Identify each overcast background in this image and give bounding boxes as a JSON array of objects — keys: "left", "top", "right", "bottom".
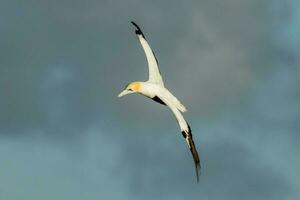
[{"left": 0, "top": 0, "right": 299, "bottom": 199}]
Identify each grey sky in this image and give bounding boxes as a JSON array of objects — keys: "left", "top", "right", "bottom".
[{"left": 0, "top": 0, "right": 299, "bottom": 199}]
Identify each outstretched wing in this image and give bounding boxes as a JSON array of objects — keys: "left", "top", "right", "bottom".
[
  {"left": 182, "top": 124, "right": 201, "bottom": 182},
  {"left": 159, "top": 94, "right": 201, "bottom": 182},
  {"left": 131, "top": 21, "right": 164, "bottom": 86}
]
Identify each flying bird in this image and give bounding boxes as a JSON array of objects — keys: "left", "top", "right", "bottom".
[{"left": 118, "top": 21, "right": 201, "bottom": 182}]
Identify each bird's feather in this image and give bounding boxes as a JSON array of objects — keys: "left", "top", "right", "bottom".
[
  {"left": 131, "top": 22, "right": 165, "bottom": 86},
  {"left": 158, "top": 93, "right": 201, "bottom": 182}
]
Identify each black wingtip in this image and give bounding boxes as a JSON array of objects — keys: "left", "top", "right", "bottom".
[
  {"left": 184, "top": 123, "right": 201, "bottom": 183},
  {"left": 195, "top": 161, "right": 201, "bottom": 183},
  {"left": 193, "top": 147, "right": 201, "bottom": 183},
  {"left": 130, "top": 21, "right": 145, "bottom": 38},
  {"left": 130, "top": 21, "right": 137, "bottom": 27}
]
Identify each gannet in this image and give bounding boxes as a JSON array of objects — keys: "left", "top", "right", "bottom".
[{"left": 118, "top": 22, "right": 201, "bottom": 182}]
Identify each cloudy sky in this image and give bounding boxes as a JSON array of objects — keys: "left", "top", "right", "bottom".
[{"left": 0, "top": 0, "right": 299, "bottom": 199}]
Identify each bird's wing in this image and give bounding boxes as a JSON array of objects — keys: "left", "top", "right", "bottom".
[
  {"left": 159, "top": 94, "right": 201, "bottom": 182},
  {"left": 131, "top": 22, "right": 164, "bottom": 86}
]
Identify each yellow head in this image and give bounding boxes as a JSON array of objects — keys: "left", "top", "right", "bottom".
[{"left": 118, "top": 82, "right": 141, "bottom": 97}]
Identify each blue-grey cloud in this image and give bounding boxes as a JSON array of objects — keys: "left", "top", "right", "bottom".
[{"left": 0, "top": 0, "right": 299, "bottom": 199}]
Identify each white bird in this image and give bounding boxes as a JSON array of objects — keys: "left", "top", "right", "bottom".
[{"left": 118, "top": 22, "right": 201, "bottom": 182}]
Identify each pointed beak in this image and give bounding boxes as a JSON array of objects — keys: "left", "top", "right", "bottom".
[{"left": 118, "top": 89, "right": 130, "bottom": 98}]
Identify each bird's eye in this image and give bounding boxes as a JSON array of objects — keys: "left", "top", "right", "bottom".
[{"left": 127, "top": 88, "right": 132, "bottom": 91}]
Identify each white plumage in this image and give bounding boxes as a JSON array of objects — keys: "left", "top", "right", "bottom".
[{"left": 118, "top": 22, "right": 201, "bottom": 182}]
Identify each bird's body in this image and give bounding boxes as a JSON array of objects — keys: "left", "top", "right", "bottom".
[
  {"left": 118, "top": 22, "right": 201, "bottom": 182},
  {"left": 130, "top": 82, "right": 187, "bottom": 112}
]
